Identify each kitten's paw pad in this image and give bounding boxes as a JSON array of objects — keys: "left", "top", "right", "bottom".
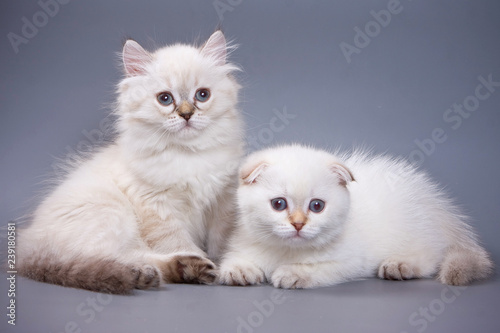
[
  {"left": 378, "top": 260, "right": 416, "bottom": 281},
  {"left": 165, "top": 255, "right": 217, "bottom": 285},
  {"left": 219, "top": 262, "right": 265, "bottom": 286},
  {"left": 271, "top": 266, "right": 312, "bottom": 289},
  {"left": 132, "top": 264, "right": 161, "bottom": 289}
]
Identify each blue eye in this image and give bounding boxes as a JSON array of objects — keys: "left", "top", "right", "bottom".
[
  {"left": 270, "top": 198, "right": 287, "bottom": 211},
  {"left": 195, "top": 88, "right": 210, "bottom": 102},
  {"left": 309, "top": 199, "right": 325, "bottom": 213},
  {"left": 157, "top": 92, "right": 174, "bottom": 106}
]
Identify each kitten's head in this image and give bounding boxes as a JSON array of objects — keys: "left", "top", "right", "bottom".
[
  {"left": 116, "top": 31, "right": 242, "bottom": 152},
  {"left": 238, "top": 145, "right": 354, "bottom": 249}
]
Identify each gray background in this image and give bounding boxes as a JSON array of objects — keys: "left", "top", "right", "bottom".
[{"left": 1, "top": 0, "right": 499, "bottom": 332}]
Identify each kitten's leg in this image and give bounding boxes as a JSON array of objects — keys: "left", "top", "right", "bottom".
[
  {"left": 378, "top": 258, "right": 421, "bottom": 281},
  {"left": 146, "top": 253, "right": 218, "bottom": 284},
  {"left": 376, "top": 245, "right": 492, "bottom": 284},
  {"left": 205, "top": 186, "right": 238, "bottom": 261},
  {"left": 138, "top": 208, "right": 206, "bottom": 255},
  {"left": 218, "top": 257, "right": 266, "bottom": 286},
  {"left": 19, "top": 254, "right": 162, "bottom": 294},
  {"left": 139, "top": 211, "right": 218, "bottom": 284},
  {"left": 271, "top": 261, "right": 354, "bottom": 289},
  {"left": 217, "top": 227, "right": 266, "bottom": 286},
  {"left": 17, "top": 194, "right": 164, "bottom": 294},
  {"left": 377, "top": 253, "right": 445, "bottom": 282}
]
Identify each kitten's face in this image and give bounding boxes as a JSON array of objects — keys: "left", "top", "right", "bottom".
[
  {"left": 238, "top": 146, "right": 354, "bottom": 249},
  {"left": 117, "top": 31, "right": 240, "bottom": 150}
]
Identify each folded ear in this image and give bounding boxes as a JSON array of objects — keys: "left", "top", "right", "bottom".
[
  {"left": 331, "top": 163, "right": 355, "bottom": 187},
  {"left": 122, "top": 39, "right": 152, "bottom": 76},
  {"left": 240, "top": 161, "right": 269, "bottom": 185},
  {"left": 200, "top": 30, "right": 227, "bottom": 66}
]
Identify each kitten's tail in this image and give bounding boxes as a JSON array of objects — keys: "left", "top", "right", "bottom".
[
  {"left": 438, "top": 222, "right": 494, "bottom": 285},
  {"left": 17, "top": 254, "right": 161, "bottom": 294}
]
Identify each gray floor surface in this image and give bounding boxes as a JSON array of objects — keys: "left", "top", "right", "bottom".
[
  {"left": 1, "top": 274, "right": 499, "bottom": 333},
  {"left": 1, "top": 1, "right": 499, "bottom": 332}
]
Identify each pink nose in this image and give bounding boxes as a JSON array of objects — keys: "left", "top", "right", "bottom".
[
  {"left": 292, "top": 222, "right": 304, "bottom": 231},
  {"left": 177, "top": 102, "right": 195, "bottom": 121}
]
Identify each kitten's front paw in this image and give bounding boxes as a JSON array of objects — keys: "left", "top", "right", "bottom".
[
  {"left": 271, "top": 265, "right": 313, "bottom": 289},
  {"left": 163, "top": 255, "right": 217, "bottom": 285},
  {"left": 378, "top": 259, "right": 418, "bottom": 281},
  {"left": 219, "top": 261, "right": 265, "bottom": 286}
]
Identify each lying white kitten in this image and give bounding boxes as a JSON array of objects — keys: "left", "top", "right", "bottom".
[
  {"left": 17, "top": 31, "right": 244, "bottom": 293},
  {"left": 219, "top": 145, "right": 493, "bottom": 288}
]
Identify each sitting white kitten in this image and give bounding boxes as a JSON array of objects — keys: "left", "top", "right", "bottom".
[
  {"left": 219, "top": 145, "right": 493, "bottom": 288},
  {"left": 17, "top": 31, "right": 244, "bottom": 294}
]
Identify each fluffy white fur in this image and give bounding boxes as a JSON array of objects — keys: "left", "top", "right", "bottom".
[
  {"left": 17, "top": 31, "right": 244, "bottom": 293},
  {"left": 219, "top": 145, "right": 493, "bottom": 288}
]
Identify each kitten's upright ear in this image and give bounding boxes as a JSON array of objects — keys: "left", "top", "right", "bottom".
[
  {"left": 330, "top": 163, "right": 355, "bottom": 187},
  {"left": 200, "top": 30, "right": 227, "bottom": 66},
  {"left": 122, "top": 39, "right": 152, "bottom": 76},
  {"left": 240, "top": 161, "right": 269, "bottom": 185}
]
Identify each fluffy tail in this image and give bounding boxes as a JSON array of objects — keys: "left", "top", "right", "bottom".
[
  {"left": 438, "top": 243, "right": 494, "bottom": 286},
  {"left": 18, "top": 255, "right": 161, "bottom": 294}
]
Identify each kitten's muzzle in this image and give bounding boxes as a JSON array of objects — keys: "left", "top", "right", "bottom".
[
  {"left": 176, "top": 101, "right": 195, "bottom": 121},
  {"left": 289, "top": 210, "right": 307, "bottom": 231}
]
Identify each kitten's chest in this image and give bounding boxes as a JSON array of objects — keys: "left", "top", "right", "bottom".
[{"left": 124, "top": 148, "right": 238, "bottom": 219}]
